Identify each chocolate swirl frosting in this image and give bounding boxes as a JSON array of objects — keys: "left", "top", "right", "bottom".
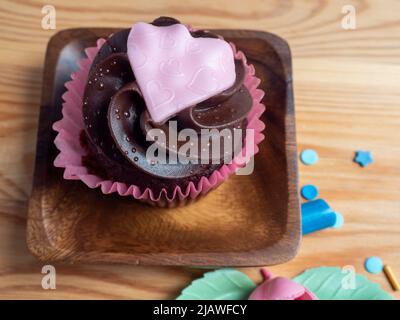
[{"left": 81, "top": 17, "right": 252, "bottom": 195}]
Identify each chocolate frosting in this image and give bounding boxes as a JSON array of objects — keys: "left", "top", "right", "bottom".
[{"left": 81, "top": 17, "right": 252, "bottom": 194}]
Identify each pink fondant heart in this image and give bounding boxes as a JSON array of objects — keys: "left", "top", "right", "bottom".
[
  {"left": 188, "top": 67, "right": 219, "bottom": 94},
  {"left": 146, "top": 80, "right": 174, "bottom": 109},
  {"left": 127, "top": 22, "right": 236, "bottom": 124},
  {"left": 160, "top": 58, "right": 183, "bottom": 77},
  {"left": 129, "top": 43, "right": 147, "bottom": 68},
  {"left": 160, "top": 32, "right": 177, "bottom": 49},
  {"left": 186, "top": 40, "right": 202, "bottom": 54}
]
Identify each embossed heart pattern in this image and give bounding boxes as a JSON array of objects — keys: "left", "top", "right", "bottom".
[{"left": 127, "top": 22, "right": 236, "bottom": 124}]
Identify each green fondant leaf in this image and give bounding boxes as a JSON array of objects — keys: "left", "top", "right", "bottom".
[
  {"left": 176, "top": 268, "right": 256, "bottom": 300},
  {"left": 293, "top": 267, "right": 394, "bottom": 300}
]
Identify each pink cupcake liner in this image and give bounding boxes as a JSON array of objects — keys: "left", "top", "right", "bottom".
[{"left": 53, "top": 36, "right": 266, "bottom": 207}]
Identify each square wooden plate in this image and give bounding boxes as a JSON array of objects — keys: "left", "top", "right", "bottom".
[{"left": 27, "top": 28, "right": 300, "bottom": 266}]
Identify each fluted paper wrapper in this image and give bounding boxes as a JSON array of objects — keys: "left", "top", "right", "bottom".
[{"left": 53, "top": 37, "right": 266, "bottom": 207}]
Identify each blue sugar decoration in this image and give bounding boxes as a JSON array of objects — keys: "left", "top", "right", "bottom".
[
  {"left": 301, "top": 184, "right": 319, "bottom": 200},
  {"left": 354, "top": 150, "right": 373, "bottom": 167},
  {"left": 364, "top": 257, "right": 384, "bottom": 274},
  {"left": 300, "top": 149, "right": 319, "bottom": 165},
  {"left": 301, "top": 199, "right": 337, "bottom": 235}
]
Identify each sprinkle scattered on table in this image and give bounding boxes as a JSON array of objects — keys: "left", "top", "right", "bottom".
[
  {"left": 301, "top": 199, "right": 342, "bottom": 235},
  {"left": 364, "top": 256, "right": 384, "bottom": 274},
  {"left": 301, "top": 184, "right": 319, "bottom": 200},
  {"left": 354, "top": 150, "right": 373, "bottom": 167},
  {"left": 383, "top": 265, "right": 400, "bottom": 291},
  {"left": 300, "top": 149, "right": 319, "bottom": 165}
]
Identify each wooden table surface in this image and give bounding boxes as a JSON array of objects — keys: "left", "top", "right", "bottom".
[{"left": 0, "top": 0, "right": 399, "bottom": 299}]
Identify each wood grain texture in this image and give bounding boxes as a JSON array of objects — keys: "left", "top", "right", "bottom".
[
  {"left": 27, "top": 28, "right": 300, "bottom": 266},
  {"left": 0, "top": 0, "right": 399, "bottom": 299}
]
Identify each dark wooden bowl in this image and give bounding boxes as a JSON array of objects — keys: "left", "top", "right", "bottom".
[{"left": 27, "top": 28, "right": 300, "bottom": 266}]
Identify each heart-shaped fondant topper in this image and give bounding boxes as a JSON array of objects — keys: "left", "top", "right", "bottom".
[{"left": 127, "top": 22, "right": 236, "bottom": 124}]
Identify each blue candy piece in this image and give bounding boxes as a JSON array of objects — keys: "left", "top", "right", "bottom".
[
  {"left": 333, "top": 212, "right": 344, "bottom": 229},
  {"left": 301, "top": 184, "right": 319, "bottom": 200},
  {"left": 300, "top": 149, "right": 319, "bottom": 165},
  {"left": 301, "top": 199, "right": 337, "bottom": 235},
  {"left": 354, "top": 150, "right": 373, "bottom": 167},
  {"left": 364, "top": 257, "right": 383, "bottom": 274}
]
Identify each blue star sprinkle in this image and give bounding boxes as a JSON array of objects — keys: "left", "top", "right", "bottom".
[{"left": 354, "top": 150, "right": 373, "bottom": 167}]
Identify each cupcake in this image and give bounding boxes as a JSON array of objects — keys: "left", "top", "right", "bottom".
[{"left": 53, "top": 16, "right": 265, "bottom": 207}]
